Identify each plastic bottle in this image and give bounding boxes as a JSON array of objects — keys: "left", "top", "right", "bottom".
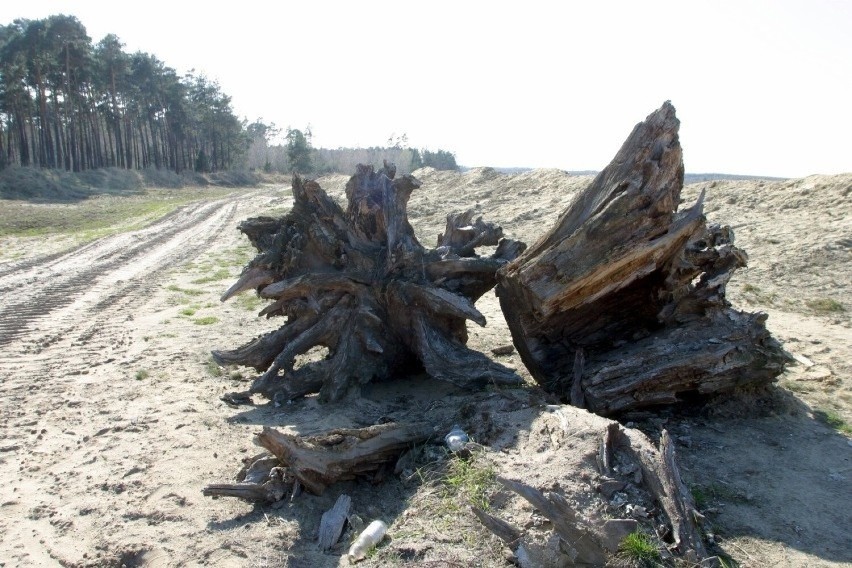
[
  {"left": 347, "top": 519, "right": 387, "bottom": 562},
  {"left": 444, "top": 425, "right": 469, "bottom": 452}
]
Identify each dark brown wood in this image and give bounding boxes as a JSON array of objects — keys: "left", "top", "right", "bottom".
[
  {"left": 213, "top": 163, "right": 525, "bottom": 402},
  {"left": 496, "top": 102, "right": 787, "bottom": 414}
]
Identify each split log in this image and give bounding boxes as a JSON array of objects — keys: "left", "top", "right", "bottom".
[
  {"left": 213, "top": 163, "right": 525, "bottom": 402},
  {"left": 496, "top": 102, "right": 787, "bottom": 414}
]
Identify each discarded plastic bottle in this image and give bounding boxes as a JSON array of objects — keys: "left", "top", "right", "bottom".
[
  {"left": 347, "top": 519, "right": 387, "bottom": 562},
  {"left": 444, "top": 425, "right": 469, "bottom": 452}
]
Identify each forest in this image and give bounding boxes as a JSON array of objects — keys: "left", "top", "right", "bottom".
[{"left": 0, "top": 15, "right": 459, "bottom": 179}]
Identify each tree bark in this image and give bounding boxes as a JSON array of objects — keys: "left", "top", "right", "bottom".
[
  {"left": 214, "top": 163, "right": 525, "bottom": 402},
  {"left": 496, "top": 102, "right": 787, "bottom": 414}
]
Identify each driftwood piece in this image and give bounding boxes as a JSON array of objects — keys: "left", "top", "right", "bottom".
[
  {"left": 318, "top": 494, "right": 352, "bottom": 550},
  {"left": 496, "top": 102, "right": 787, "bottom": 413},
  {"left": 256, "top": 422, "right": 432, "bottom": 495},
  {"left": 214, "top": 163, "right": 525, "bottom": 402},
  {"left": 202, "top": 453, "right": 290, "bottom": 503}
]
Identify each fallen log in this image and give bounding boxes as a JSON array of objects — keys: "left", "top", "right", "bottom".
[
  {"left": 496, "top": 102, "right": 787, "bottom": 414},
  {"left": 204, "top": 422, "right": 433, "bottom": 500},
  {"left": 214, "top": 163, "right": 525, "bottom": 402}
]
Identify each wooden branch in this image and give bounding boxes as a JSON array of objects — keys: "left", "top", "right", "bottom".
[{"left": 202, "top": 453, "right": 290, "bottom": 503}]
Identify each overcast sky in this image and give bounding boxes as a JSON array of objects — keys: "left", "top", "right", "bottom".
[{"left": 2, "top": 1, "right": 850, "bottom": 177}]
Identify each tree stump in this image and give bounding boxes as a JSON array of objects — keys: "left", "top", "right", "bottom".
[
  {"left": 496, "top": 102, "right": 787, "bottom": 414},
  {"left": 213, "top": 163, "right": 525, "bottom": 402}
]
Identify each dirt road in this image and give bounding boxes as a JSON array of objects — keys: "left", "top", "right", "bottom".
[{"left": 0, "top": 189, "right": 280, "bottom": 566}]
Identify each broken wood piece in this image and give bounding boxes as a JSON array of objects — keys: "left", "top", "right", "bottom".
[
  {"left": 470, "top": 505, "right": 522, "bottom": 547},
  {"left": 491, "top": 345, "right": 515, "bottom": 356},
  {"left": 256, "top": 422, "right": 433, "bottom": 495},
  {"left": 318, "top": 494, "right": 352, "bottom": 550}
]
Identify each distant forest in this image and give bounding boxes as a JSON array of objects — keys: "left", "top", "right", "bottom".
[{"left": 0, "top": 15, "right": 459, "bottom": 178}]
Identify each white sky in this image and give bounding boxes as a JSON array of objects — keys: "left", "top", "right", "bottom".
[{"left": 2, "top": 1, "right": 851, "bottom": 177}]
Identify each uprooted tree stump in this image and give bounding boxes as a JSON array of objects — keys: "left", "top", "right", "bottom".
[
  {"left": 496, "top": 101, "right": 788, "bottom": 414},
  {"left": 213, "top": 163, "right": 526, "bottom": 402}
]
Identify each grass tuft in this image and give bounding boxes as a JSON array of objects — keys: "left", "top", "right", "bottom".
[
  {"left": 806, "top": 298, "right": 844, "bottom": 313},
  {"left": 443, "top": 454, "right": 496, "bottom": 510},
  {"left": 193, "top": 316, "right": 219, "bottom": 326},
  {"left": 134, "top": 369, "right": 149, "bottom": 380},
  {"left": 205, "top": 358, "right": 223, "bottom": 377},
  {"left": 814, "top": 408, "right": 852, "bottom": 435},
  {"left": 617, "top": 531, "right": 661, "bottom": 566}
]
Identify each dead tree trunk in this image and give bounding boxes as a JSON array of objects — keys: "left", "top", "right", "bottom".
[
  {"left": 496, "top": 102, "right": 787, "bottom": 414},
  {"left": 213, "top": 163, "right": 525, "bottom": 402}
]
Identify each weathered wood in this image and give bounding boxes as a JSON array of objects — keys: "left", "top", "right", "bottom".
[
  {"left": 202, "top": 453, "right": 290, "bottom": 503},
  {"left": 214, "top": 164, "right": 525, "bottom": 402},
  {"left": 256, "top": 422, "right": 433, "bottom": 495},
  {"left": 318, "top": 494, "right": 352, "bottom": 550},
  {"left": 496, "top": 102, "right": 787, "bottom": 413},
  {"left": 611, "top": 426, "right": 708, "bottom": 560}
]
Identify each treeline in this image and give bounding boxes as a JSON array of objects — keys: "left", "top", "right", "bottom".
[
  {"left": 246, "top": 127, "right": 459, "bottom": 175},
  {"left": 0, "top": 15, "right": 245, "bottom": 173}
]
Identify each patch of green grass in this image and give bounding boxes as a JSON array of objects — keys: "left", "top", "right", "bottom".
[
  {"left": 742, "top": 283, "right": 760, "bottom": 293},
  {"left": 205, "top": 358, "right": 223, "bottom": 377},
  {"left": 0, "top": 186, "right": 230, "bottom": 241},
  {"left": 134, "top": 369, "right": 149, "bottom": 381},
  {"left": 193, "top": 316, "right": 219, "bottom": 325},
  {"left": 690, "top": 486, "right": 709, "bottom": 510},
  {"left": 166, "top": 284, "right": 205, "bottom": 296},
  {"left": 179, "top": 307, "right": 197, "bottom": 317},
  {"left": 443, "top": 455, "right": 496, "bottom": 510},
  {"left": 782, "top": 380, "right": 812, "bottom": 394},
  {"left": 191, "top": 268, "right": 232, "bottom": 284},
  {"left": 814, "top": 409, "right": 852, "bottom": 435},
  {"left": 806, "top": 298, "right": 844, "bottom": 313},
  {"left": 235, "top": 293, "right": 265, "bottom": 312},
  {"left": 689, "top": 482, "right": 746, "bottom": 506},
  {"left": 617, "top": 531, "right": 661, "bottom": 566}
]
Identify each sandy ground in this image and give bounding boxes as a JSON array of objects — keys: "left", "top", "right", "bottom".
[{"left": 0, "top": 169, "right": 850, "bottom": 567}]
